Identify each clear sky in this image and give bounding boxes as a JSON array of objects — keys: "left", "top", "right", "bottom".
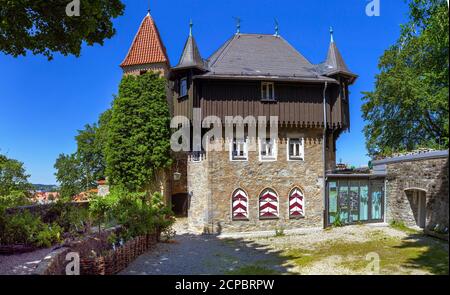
[{"left": 0, "top": 0, "right": 410, "bottom": 184}]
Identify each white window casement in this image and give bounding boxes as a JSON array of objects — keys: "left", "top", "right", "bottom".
[
  {"left": 287, "top": 138, "right": 305, "bottom": 161},
  {"left": 261, "top": 82, "right": 275, "bottom": 101},
  {"left": 180, "top": 77, "right": 188, "bottom": 97},
  {"left": 230, "top": 138, "right": 248, "bottom": 161},
  {"left": 259, "top": 138, "right": 277, "bottom": 161}
]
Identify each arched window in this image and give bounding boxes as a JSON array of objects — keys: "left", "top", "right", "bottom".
[
  {"left": 259, "top": 188, "right": 279, "bottom": 219},
  {"left": 289, "top": 187, "right": 305, "bottom": 218},
  {"left": 232, "top": 189, "right": 249, "bottom": 220}
]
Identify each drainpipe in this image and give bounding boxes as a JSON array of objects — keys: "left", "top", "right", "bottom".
[{"left": 322, "top": 81, "right": 328, "bottom": 229}]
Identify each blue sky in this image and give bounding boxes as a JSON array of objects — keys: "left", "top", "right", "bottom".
[{"left": 0, "top": 0, "right": 410, "bottom": 184}]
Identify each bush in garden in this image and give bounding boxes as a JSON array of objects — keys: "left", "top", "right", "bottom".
[
  {"left": 49, "top": 201, "right": 92, "bottom": 237},
  {"left": 89, "top": 191, "right": 120, "bottom": 232},
  {"left": 0, "top": 210, "right": 62, "bottom": 247}
]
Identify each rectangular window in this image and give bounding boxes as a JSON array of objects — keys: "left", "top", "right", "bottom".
[
  {"left": 288, "top": 138, "right": 304, "bottom": 161},
  {"left": 359, "top": 181, "right": 369, "bottom": 221},
  {"left": 328, "top": 181, "right": 338, "bottom": 224},
  {"left": 261, "top": 82, "right": 275, "bottom": 101},
  {"left": 180, "top": 77, "right": 188, "bottom": 97},
  {"left": 371, "top": 182, "right": 384, "bottom": 220},
  {"left": 230, "top": 139, "right": 248, "bottom": 161},
  {"left": 338, "top": 180, "right": 349, "bottom": 224},
  {"left": 349, "top": 181, "right": 360, "bottom": 223},
  {"left": 259, "top": 138, "right": 277, "bottom": 161}
]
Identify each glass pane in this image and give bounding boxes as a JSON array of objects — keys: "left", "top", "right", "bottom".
[
  {"left": 338, "top": 181, "right": 349, "bottom": 223},
  {"left": 359, "top": 181, "right": 369, "bottom": 221},
  {"left": 328, "top": 182, "right": 338, "bottom": 224},
  {"left": 349, "top": 181, "right": 359, "bottom": 223},
  {"left": 371, "top": 184, "right": 383, "bottom": 220}
]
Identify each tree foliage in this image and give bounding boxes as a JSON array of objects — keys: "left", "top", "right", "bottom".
[
  {"left": 362, "top": 0, "right": 449, "bottom": 156},
  {"left": 54, "top": 109, "right": 111, "bottom": 198},
  {"left": 0, "top": 153, "right": 31, "bottom": 197},
  {"left": 105, "top": 72, "right": 172, "bottom": 191},
  {"left": 54, "top": 153, "right": 83, "bottom": 199},
  {"left": 0, "top": 0, "right": 125, "bottom": 60}
]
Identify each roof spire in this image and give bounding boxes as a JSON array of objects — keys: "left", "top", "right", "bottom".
[
  {"left": 147, "top": 0, "right": 150, "bottom": 15},
  {"left": 330, "top": 26, "right": 334, "bottom": 43},
  {"left": 274, "top": 19, "right": 279, "bottom": 37},
  {"left": 189, "top": 19, "right": 193, "bottom": 37},
  {"left": 234, "top": 17, "right": 241, "bottom": 35}
]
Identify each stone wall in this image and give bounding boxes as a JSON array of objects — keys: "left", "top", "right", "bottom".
[
  {"left": 187, "top": 154, "right": 212, "bottom": 233},
  {"left": 187, "top": 128, "right": 330, "bottom": 234},
  {"left": 377, "top": 151, "right": 449, "bottom": 230}
]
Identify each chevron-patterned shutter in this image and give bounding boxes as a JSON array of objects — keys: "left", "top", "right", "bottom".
[
  {"left": 259, "top": 189, "right": 279, "bottom": 219},
  {"left": 232, "top": 189, "right": 249, "bottom": 220},
  {"left": 289, "top": 187, "right": 305, "bottom": 218}
]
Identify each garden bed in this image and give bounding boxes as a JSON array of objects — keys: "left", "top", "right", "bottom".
[{"left": 34, "top": 228, "right": 161, "bottom": 275}]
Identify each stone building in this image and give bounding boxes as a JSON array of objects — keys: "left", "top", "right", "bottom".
[
  {"left": 120, "top": 11, "right": 357, "bottom": 234},
  {"left": 372, "top": 150, "right": 449, "bottom": 232},
  {"left": 119, "top": 11, "right": 448, "bottom": 235}
]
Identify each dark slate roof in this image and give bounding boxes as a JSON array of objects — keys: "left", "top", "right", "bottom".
[
  {"left": 202, "top": 34, "right": 334, "bottom": 82},
  {"left": 316, "top": 40, "right": 357, "bottom": 80},
  {"left": 172, "top": 35, "right": 206, "bottom": 71}
]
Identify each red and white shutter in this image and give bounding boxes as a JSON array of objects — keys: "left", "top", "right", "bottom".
[
  {"left": 289, "top": 188, "right": 305, "bottom": 218},
  {"left": 259, "top": 189, "right": 279, "bottom": 219},
  {"left": 232, "top": 189, "right": 248, "bottom": 220}
]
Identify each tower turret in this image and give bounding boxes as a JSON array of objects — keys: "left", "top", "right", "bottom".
[{"left": 120, "top": 12, "right": 170, "bottom": 77}]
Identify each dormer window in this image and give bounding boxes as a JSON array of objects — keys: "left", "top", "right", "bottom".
[
  {"left": 180, "top": 77, "right": 188, "bottom": 97},
  {"left": 261, "top": 82, "right": 275, "bottom": 101}
]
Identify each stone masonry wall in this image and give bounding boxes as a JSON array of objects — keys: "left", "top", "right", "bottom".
[
  {"left": 385, "top": 156, "right": 449, "bottom": 229},
  {"left": 187, "top": 128, "right": 331, "bottom": 234},
  {"left": 187, "top": 156, "right": 212, "bottom": 233}
]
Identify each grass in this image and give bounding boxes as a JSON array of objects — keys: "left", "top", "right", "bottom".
[
  {"left": 225, "top": 265, "right": 281, "bottom": 275},
  {"left": 279, "top": 230, "right": 448, "bottom": 274}
]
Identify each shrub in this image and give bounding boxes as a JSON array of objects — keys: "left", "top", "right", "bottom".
[
  {"left": 332, "top": 212, "right": 344, "bottom": 227},
  {"left": 0, "top": 210, "right": 62, "bottom": 247},
  {"left": 275, "top": 227, "right": 285, "bottom": 237}
]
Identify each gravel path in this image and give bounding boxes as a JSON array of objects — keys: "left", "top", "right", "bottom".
[
  {"left": 119, "top": 234, "right": 287, "bottom": 275},
  {"left": 0, "top": 248, "right": 53, "bottom": 275},
  {"left": 120, "top": 221, "right": 448, "bottom": 275}
]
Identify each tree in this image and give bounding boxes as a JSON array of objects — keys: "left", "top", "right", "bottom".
[
  {"left": 54, "top": 108, "right": 111, "bottom": 197},
  {"left": 0, "top": 153, "right": 31, "bottom": 197},
  {"left": 105, "top": 72, "right": 172, "bottom": 192},
  {"left": 76, "top": 123, "right": 104, "bottom": 189},
  {"left": 0, "top": 0, "right": 125, "bottom": 60},
  {"left": 0, "top": 153, "right": 32, "bottom": 207},
  {"left": 362, "top": 0, "right": 448, "bottom": 156},
  {"left": 54, "top": 153, "right": 83, "bottom": 199}
]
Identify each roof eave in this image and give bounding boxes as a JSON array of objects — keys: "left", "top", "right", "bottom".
[{"left": 193, "top": 74, "right": 338, "bottom": 84}]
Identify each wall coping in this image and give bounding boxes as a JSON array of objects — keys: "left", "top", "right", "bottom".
[{"left": 372, "top": 150, "right": 449, "bottom": 166}]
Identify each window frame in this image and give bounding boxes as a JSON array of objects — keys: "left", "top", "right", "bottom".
[
  {"left": 261, "top": 82, "right": 276, "bottom": 101},
  {"left": 259, "top": 188, "right": 280, "bottom": 220},
  {"left": 231, "top": 188, "right": 249, "bottom": 221},
  {"left": 287, "top": 138, "right": 305, "bottom": 161},
  {"left": 259, "top": 138, "right": 277, "bottom": 162},
  {"left": 229, "top": 138, "right": 249, "bottom": 161},
  {"left": 289, "top": 187, "right": 306, "bottom": 219},
  {"left": 180, "top": 77, "right": 188, "bottom": 97}
]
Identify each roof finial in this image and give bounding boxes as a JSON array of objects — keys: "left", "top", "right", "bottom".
[
  {"left": 189, "top": 19, "right": 193, "bottom": 37},
  {"left": 330, "top": 26, "right": 334, "bottom": 43},
  {"left": 147, "top": 0, "right": 151, "bottom": 15},
  {"left": 274, "top": 19, "right": 280, "bottom": 37},
  {"left": 234, "top": 17, "right": 241, "bottom": 35}
]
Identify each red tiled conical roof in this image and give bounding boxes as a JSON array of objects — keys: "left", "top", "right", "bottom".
[{"left": 120, "top": 13, "right": 169, "bottom": 68}]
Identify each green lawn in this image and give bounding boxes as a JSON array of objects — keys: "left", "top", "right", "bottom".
[{"left": 239, "top": 226, "right": 449, "bottom": 275}]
